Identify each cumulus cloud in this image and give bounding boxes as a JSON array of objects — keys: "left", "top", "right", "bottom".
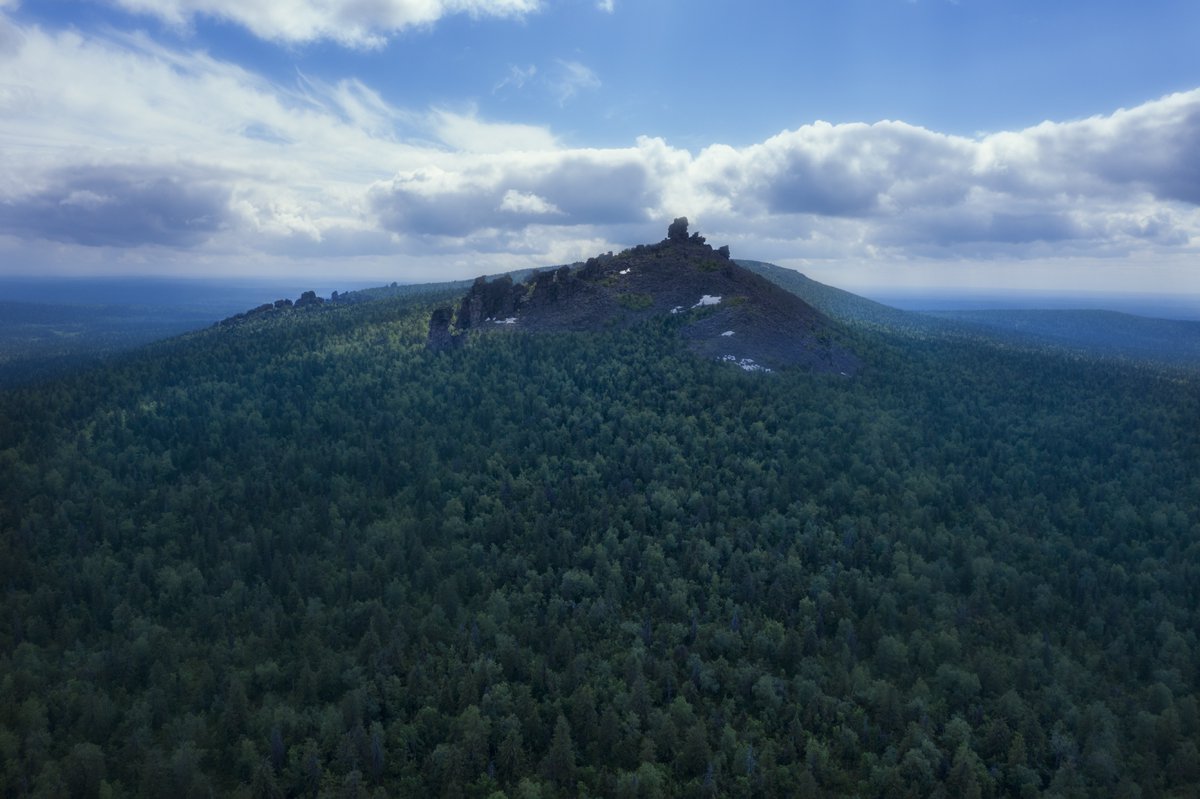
[
  {"left": 369, "top": 143, "right": 659, "bottom": 239},
  {"left": 499, "top": 189, "right": 562, "bottom": 216},
  {"left": 431, "top": 108, "right": 558, "bottom": 152},
  {"left": 362, "top": 90, "right": 1200, "bottom": 263},
  {"left": 105, "top": 0, "right": 541, "bottom": 48},
  {"left": 683, "top": 96, "right": 1200, "bottom": 257},
  {"left": 0, "top": 19, "right": 421, "bottom": 257},
  {"left": 980, "top": 93, "right": 1200, "bottom": 206},
  {"left": 0, "top": 9, "right": 1198, "bottom": 284},
  {"left": 732, "top": 121, "right": 974, "bottom": 217},
  {"left": 0, "top": 165, "right": 229, "bottom": 247}
]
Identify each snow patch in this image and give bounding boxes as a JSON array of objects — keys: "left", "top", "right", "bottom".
[
  {"left": 720, "top": 355, "right": 772, "bottom": 373},
  {"left": 693, "top": 295, "right": 721, "bottom": 307},
  {"left": 670, "top": 306, "right": 684, "bottom": 315},
  {"left": 720, "top": 330, "right": 735, "bottom": 337},
  {"left": 618, "top": 268, "right": 631, "bottom": 275},
  {"left": 493, "top": 317, "right": 518, "bottom": 325}
]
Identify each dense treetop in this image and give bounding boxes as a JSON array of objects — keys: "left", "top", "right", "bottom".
[{"left": 0, "top": 272, "right": 1197, "bottom": 798}]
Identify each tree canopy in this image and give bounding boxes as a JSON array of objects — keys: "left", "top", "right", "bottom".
[{"left": 0, "top": 287, "right": 1197, "bottom": 797}]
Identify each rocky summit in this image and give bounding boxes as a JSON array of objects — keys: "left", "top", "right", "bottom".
[{"left": 428, "top": 218, "right": 860, "bottom": 374}]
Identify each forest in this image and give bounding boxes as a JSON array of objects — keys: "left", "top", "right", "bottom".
[{"left": 1, "top": 283, "right": 1198, "bottom": 797}]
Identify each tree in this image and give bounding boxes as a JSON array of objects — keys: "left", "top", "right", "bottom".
[
  {"left": 677, "top": 724, "right": 710, "bottom": 780},
  {"left": 543, "top": 716, "right": 576, "bottom": 791},
  {"left": 63, "top": 742, "right": 106, "bottom": 799}
]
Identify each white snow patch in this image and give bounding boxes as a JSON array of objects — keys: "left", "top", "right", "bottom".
[
  {"left": 720, "top": 330, "right": 735, "bottom": 337},
  {"left": 719, "top": 355, "right": 772, "bottom": 373},
  {"left": 494, "top": 317, "right": 518, "bottom": 325},
  {"left": 618, "top": 268, "right": 631, "bottom": 275},
  {"left": 693, "top": 295, "right": 722, "bottom": 307},
  {"left": 670, "top": 306, "right": 684, "bottom": 314}
]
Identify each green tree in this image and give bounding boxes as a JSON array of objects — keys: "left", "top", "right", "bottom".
[{"left": 543, "top": 716, "right": 576, "bottom": 791}]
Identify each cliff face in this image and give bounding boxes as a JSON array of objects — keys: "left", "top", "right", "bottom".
[
  {"left": 455, "top": 275, "right": 526, "bottom": 331},
  {"left": 428, "top": 218, "right": 860, "bottom": 374}
]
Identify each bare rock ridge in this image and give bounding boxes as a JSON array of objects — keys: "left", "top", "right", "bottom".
[
  {"left": 428, "top": 218, "right": 860, "bottom": 374},
  {"left": 219, "top": 290, "right": 336, "bottom": 326}
]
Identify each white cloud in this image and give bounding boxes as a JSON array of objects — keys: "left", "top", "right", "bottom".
[
  {"left": 368, "top": 141, "right": 661, "bottom": 237},
  {"left": 678, "top": 95, "right": 1200, "bottom": 261},
  {"left": 0, "top": 20, "right": 423, "bottom": 254},
  {"left": 551, "top": 59, "right": 601, "bottom": 104},
  {"left": 431, "top": 108, "right": 558, "bottom": 152},
  {"left": 596, "top": 0, "right": 614, "bottom": 12},
  {"left": 0, "top": 165, "right": 230, "bottom": 246},
  {"left": 499, "top": 189, "right": 562, "bottom": 216},
  {"left": 105, "top": 0, "right": 542, "bottom": 48},
  {"left": 0, "top": 10, "right": 1198, "bottom": 291},
  {"left": 493, "top": 64, "right": 537, "bottom": 93}
]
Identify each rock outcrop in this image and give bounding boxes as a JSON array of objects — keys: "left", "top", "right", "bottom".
[
  {"left": 294, "top": 290, "right": 325, "bottom": 309},
  {"left": 426, "top": 306, "right": 459, "bottom": 352},
  {"left": 426, "top": 219, "right": 860, "bottom": 374},
  {"left": 219, "top": 290, "right": 332, "bottom": 326},
  {"left": 455, "top": 275, "right": 527, "bottom": 330}
]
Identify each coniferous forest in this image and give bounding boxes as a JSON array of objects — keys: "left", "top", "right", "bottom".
[{"left": 1, "top": 283, "right": 1198, "bottom": 797}]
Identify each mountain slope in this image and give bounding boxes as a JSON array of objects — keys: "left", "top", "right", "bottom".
[
  {"left": 1, "top": 246, "right": 1198, "bottom": 797},
  {"left": 431, "top": 220, "right": 859, "bottom": 374},
  {"left": 741, "top": 260, "right": 1200, "bottom": 370}
]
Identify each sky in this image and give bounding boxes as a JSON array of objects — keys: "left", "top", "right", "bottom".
[{"left": 1, "top": 0, "right": 1199, "bottom": 297}]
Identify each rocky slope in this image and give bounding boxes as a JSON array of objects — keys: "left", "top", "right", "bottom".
[{"left": 429, "top": 219, "right": 859, "bottom": 374}]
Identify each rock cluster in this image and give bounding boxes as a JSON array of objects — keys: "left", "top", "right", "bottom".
[
  {"left": 425, "top": 218, "right": 859, "bottom": 374},
  {"left": 455, "top": 275, "right": 526, "bottom": 330},
  {"left": 219, "top": 290, "right": 331, "bottom": 326}
]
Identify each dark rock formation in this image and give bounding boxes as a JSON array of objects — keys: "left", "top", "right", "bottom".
[
  {"left": 426, "top": 220, "right": 861, "bottom": 374},
  {"left": 219, "top": 290, "right": 329, "bottom": 326},
  {"left": 456, "top": 275, "right": 526, "bottom": 330},
  {"left": 426, "top": 306, "right": 459, "bottom": 351},
  {"left": 667, "top": 216, "right": 690, "bottom": 242},
  {"left": 294, "top": 290, "right": 325, "bottom": 309}
]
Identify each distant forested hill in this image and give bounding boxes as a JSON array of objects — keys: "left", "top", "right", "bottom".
[
  {"left": 736, "top": 260, "right": 954, "bottom": 337},
  {"left": 0, "top": 301, "right": 218, "bottom": 387},
  {"left": 741, "top": 260, "right": 1200, "bottom": 371},
  {"left": 0, "top": 276, "right": 548, "bottom": 388},
  {"left": 1, "top": 278, "right": 1198, "bottom": 797},
  {"left": 924, "top": 308, "right": 1200, "bottom": 369}
]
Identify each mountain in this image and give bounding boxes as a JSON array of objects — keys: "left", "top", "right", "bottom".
[
  {"left": 429, "top": 219, "right": 859, "bottom": 374},
  {"left": 1, "top": 237, "right": 1198, "bottom": 797},
  {"left": 740, "top": 260, "right": 1200, "bottom": 371},
  {"left": 924, "top": 308, "right": 1200, "bottom": 368},
  {"left": 735, "top": 260, "right": 937, "bottom": 332}
]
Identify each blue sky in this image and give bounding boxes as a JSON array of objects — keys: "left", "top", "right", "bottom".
[{"left": 1, "top": 0, "right": 1199, "bottom": 296}]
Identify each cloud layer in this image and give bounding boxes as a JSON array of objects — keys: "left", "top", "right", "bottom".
[
  {"left": 109, "top": 0, "right": 541, "bottom": 48},
  {"left": 0, "top": 165, "right": 229, "bottom": 246},
  {"left": 1, "top": 10, "right": 1197, "bottom": 286}
]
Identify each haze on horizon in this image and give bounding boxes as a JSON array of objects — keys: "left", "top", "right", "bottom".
[{"left": 1, "top": 0, "right": 1198, "bottom": 302}]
